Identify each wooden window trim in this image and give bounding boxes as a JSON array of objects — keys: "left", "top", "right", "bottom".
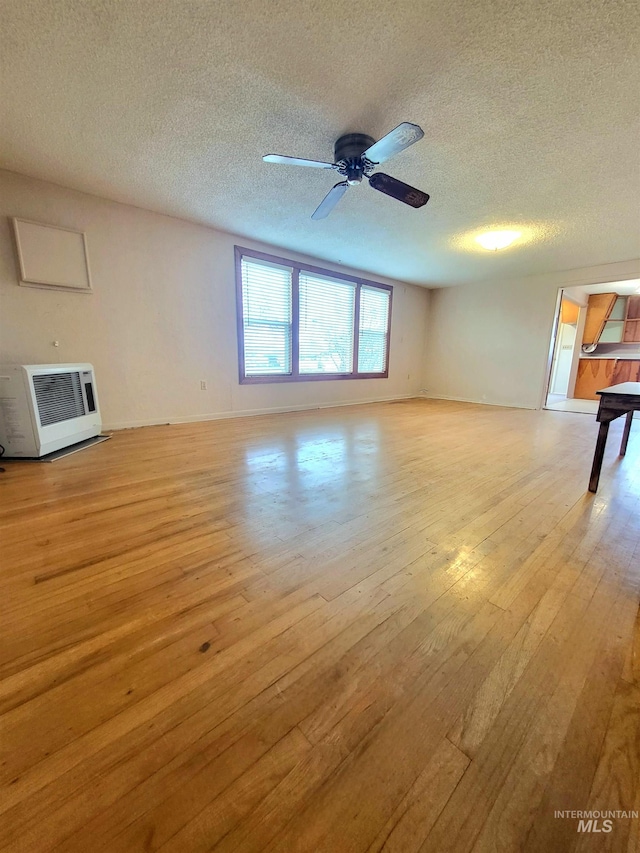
[{"left": 235, "top": 246, "right": 393, "bottom": 384}]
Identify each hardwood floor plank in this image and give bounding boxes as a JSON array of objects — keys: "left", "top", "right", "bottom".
[
  {"left": 366, "top": 737, "right": 470, "bottom": 853},
  {"left": 155, "top": 727, "right": 311, "bottom": 852},
  {"left": 469, "top": 582, "right": 636, "bottom": 852},
  {"left": 419, "top": 501, "right": 639, "bottom": 852},
  {"left": 449, "top": 495, "right": 639, "bottom": 760},
  {"left": 0, "top": 592, "right": 324, "bottom": 815},
  {"left": 573, "top": 677, "right": 640, "bottom": 852},
  {"left": 523, "top": 580, "right": 640, "bottom": 852},
  {"left": 0, "top": 399, "right": 638, "bottom": 853},
  {"left": 261, "top": 590, "right": 545, "bottom": 851}
]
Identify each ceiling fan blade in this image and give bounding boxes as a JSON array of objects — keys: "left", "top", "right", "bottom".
[
  {"left": 362, "top": 122, "right": 424, "bottom": 164},
  {"left": 263, "top": 154, "right": 335, "bottom": 169},
  {"left": 311, "top": 181, "right": 349, "bottom": 220},
  {"left": 368, "top": 173, "right": 429, "bottom": 208}
]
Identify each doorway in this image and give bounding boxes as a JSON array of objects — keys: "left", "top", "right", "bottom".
[
  {"left": 545, "top": 279, "right": 640, "bottom": 414},
  {"left": 545, "top": 294, "right": 595, "bottom": 414}
]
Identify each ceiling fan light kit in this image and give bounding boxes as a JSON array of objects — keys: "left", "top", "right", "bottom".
[{"left": 263, "top": 122, "right": 430, "bottom": 220}]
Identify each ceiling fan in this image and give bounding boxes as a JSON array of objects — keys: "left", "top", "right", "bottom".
[{"left": 263, "top": 122, "right": 430, "bottom": 220}]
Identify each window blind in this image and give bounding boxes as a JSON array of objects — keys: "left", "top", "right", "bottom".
[
  {"left": 358, "top": 285, "right": 390, "bottom": 373},
  {"left": 299, "top": 273, "right": 355, "bottom": 374},
  {"left": 241, "top": 258, "right": 292, "bottom": 376}
]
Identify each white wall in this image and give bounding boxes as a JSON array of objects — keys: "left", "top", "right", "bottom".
[
  {"left": 0, "top": 170, "right": 430, "bottom": 429},
  {"left": 422, "top": 259, "right": 640, "bottom": 410}
]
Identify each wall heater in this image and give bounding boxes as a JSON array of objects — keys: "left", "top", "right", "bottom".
[{"left": 0, "top": 363, "right": 101, "bottom": 457}]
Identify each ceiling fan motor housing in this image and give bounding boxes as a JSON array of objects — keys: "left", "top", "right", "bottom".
[{"left": 334, "top": 133, "right": 375, "bottom": 184}]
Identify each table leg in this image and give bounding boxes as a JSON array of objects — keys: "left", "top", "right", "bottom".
[
  {"left": 589, "top": 421, "right": 610, "bottom": 493},
  {"left": 620, "top": 410, "right": 633, "bottom": 456}
]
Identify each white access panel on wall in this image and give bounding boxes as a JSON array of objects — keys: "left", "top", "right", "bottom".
[{"left": 12, "top": 218, "right": 92, "bottom": 292}]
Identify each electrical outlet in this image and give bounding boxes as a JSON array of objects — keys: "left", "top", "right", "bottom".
[{"left": 200, "top": 380, "right": 207, "bottom": 391}]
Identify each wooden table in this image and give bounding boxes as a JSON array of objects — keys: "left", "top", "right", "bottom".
[{"left": 589, "top": 381, "right": 640, "bottom": 492}]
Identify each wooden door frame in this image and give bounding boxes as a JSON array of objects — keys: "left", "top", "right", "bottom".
[{"left": 541, "top": 288, "right": 564, "bottom": 408}]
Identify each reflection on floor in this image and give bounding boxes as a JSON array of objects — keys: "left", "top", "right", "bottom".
[{"left": 545, "top": 394, "right": 599, "bottom": 414}]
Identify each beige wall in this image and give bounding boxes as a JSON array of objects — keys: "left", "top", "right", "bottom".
[
  {"left": 422, "top": 260, "right": 640, "bottom": 410},
  {"left": 0, "top": 170, "right": 430, "bottom": 429}
]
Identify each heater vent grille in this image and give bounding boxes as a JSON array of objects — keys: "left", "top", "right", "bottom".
[{"left": 33, "top": 372, "right": 86, "bottom": 426}]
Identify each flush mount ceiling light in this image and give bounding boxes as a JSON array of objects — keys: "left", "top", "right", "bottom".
[
  {"left": 453, "top": 222, "right": 553, "bottom": 254},
  {"left": 475, "top": 230, "right": 522, "bottom": 251}
]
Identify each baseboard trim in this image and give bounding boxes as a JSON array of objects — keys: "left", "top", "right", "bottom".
[
  {"left": 102, "top": 394, "right": 419, "bottom": 431},
  {"left": 420, "top": 392, "right": 536, "bottom": 410}
]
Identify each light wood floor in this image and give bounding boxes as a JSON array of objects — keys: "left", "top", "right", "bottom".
[{"left": 1, "top": 398, "right": 639, "bottom": 853}]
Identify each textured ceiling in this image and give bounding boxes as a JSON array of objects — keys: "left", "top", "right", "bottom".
[{"left": 1, "top": 0, "right": 639, "bottom": 286}]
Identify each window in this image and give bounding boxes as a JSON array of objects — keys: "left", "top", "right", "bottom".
[
  {"left": 358, "top": 285, "right": 391, "bottom": 373},
  {"left": 240, "top": 257, "right": 292, "bottom": 376},
  {"left": 236, "top": 247, "right": 392, "bottom": 383},
  {"left": 299, "top": 272, "right": 355, "bottom": 375}
]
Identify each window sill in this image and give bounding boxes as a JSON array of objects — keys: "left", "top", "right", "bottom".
[{"left": 239, "top": 372, "right": 389, "bottom": 384}]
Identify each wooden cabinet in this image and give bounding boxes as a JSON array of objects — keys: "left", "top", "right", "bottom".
[
  {"left": 574, "top": 359, "right": 616, "bottom": 400},
  {"left": 560, "top": 299, "right": 579, "bottom": 325},
  {"left": 612, "top": 359, "right": 640, "bottom": 384},
  {"left": 575, "top": 358, "right": 640, "bottom": 400},
  {"left": 582, "top": 293, "right": 640, "bottom": 345},
  {"left": 574, "top": 292, "right": 640, "bottom": 399},
  {"left": 623, "top": 296, "right": 640, "bottom": 342},
  {"left": 582, "top": 293, "right": 617, "bottom": 345}
]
